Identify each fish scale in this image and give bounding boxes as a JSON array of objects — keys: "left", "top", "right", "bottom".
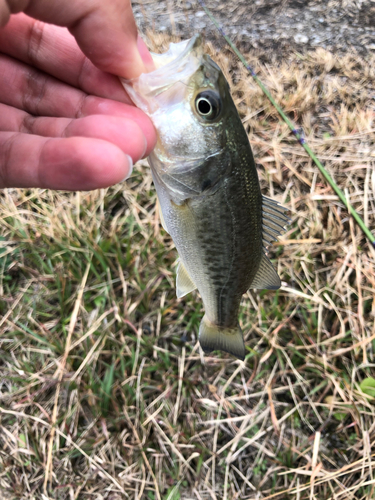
[{"left": 122, "top": 34, "right": 289, "bottom": 360}]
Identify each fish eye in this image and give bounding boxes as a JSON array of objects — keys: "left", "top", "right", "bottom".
[{"left": 195, "top": 91, "right": 221, "bottom": 121}]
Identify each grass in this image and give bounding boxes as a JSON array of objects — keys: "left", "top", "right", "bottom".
[{"left": 1, "top": 33, "right": 375, "bottom": 499}]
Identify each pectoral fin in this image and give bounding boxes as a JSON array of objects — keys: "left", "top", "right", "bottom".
[
  {"left": 157, "top": 198, "right": 169, "bottom": 233},
  {"left": 199, "top": 315, "right": 245, "bottom": 360},
  {"left": 176, "top": 260, "right": 197, "bottom": 298},
  {"left": 250, "top": 253, "right": 281, "bottom": 290}
]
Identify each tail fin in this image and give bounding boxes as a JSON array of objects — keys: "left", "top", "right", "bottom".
[{"left": 198, "top": 315, "right": 245, "bottom": 360}]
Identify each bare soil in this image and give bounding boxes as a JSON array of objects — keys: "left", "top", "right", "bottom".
[{"left": 133, "top": 0, "right": 375, "bottom": 59}]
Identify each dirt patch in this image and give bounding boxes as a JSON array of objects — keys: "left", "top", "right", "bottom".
[{"left": 133, "top": 0, "right": 375, "bottom": 59}]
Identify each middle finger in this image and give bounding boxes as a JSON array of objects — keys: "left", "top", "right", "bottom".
[
  {"left": 1, "top": 53, "right": 104, "bottom": 117},
  {"left": 0, "top": 103, "right": 148, "bottom": 160},
  {"left": 0, "top": 55, "right": 156, "bottom": 152}
]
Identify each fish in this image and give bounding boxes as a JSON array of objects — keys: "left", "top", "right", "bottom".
[{"left": 121, "top": 35, "right": 288, "bottom": 360}]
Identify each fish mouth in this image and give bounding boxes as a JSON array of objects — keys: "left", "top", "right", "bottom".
[
  {"left": 121, "top": 35, "right": 203, "bottom": 114},
  {"left": 150, "top": 34, "right": 202, "bottom": 73}
]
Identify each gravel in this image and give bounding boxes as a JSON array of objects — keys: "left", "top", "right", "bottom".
[{"left": 132, "top": 0, "right": 375, "bottom": 58}]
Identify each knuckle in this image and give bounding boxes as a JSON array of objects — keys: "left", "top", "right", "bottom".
[
  {"left": 27, "top": 19, "right": 45, "bottom": 65},
  {"left": 0, "top": 134, "right": 17, "bottom": 188},
  {"left": 22, "top": 68, "right": 48, "bottom": 115},
  {"left": 20, "top": 114, "right": 37, "bottom": 134},
  {"left": 76, "top": 55, "right": 89, "bottom": 91},
  {"left": 75, "top": 93, "right": 88, "bottom": 119},
  {"left": 22, "top": 20, "right": 49, "bottom": 115}
]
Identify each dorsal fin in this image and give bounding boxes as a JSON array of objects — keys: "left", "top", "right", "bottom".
[
  {"left": 176, "top": 260, "right": 197, "bottom": 298},
  {"left": 262, "top": 195, "right": 289, "bottom": 249},
  {"left": 250, "top": 253, "right": 281, "bottom": 290}
]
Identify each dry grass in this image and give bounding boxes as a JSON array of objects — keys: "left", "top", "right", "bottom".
[{"left": 1, "top": 33, "right": 375, "bottom": 500}]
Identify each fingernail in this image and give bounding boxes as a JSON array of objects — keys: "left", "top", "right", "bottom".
[
  {"left": 137, "top": 35, "right": 155, "bottom": 73},
  {"left": 122, "top": 155, "right": 133, "bottom": 181}
]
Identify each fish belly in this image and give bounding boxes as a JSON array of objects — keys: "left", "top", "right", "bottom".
[{"left": 157, "top": 164, "right": 263, "bottom": 329}]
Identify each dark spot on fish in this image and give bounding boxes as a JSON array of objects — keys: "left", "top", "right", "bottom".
[{"left": 201, "top": 179, "right": 212, "bottom": 191}]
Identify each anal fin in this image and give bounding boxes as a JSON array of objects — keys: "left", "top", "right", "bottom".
[
  {"left": 250, "top": 253, "right": 281, "bottom": 290},
  {"left": 176, "top": 260, "right": 197, "bottom": 298}
]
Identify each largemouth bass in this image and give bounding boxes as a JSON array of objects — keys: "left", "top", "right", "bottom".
[{"left": 122, "top": 35, "right": 288, "bottom": 360}]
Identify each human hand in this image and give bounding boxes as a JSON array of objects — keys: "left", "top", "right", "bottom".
[{"left": 0, "top": 0, "right": 156, "bottom": 191}]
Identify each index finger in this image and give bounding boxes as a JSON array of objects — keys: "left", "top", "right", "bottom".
[{"left": 4, "top": 0, "right": 153, "bottom": 78}]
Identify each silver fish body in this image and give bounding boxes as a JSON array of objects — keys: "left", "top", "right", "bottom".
[{"left": 122, "top": 36, "right": 288, "bottom": 360}]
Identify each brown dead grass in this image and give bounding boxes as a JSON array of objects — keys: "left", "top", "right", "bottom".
[{"left": 0, "top": 33, "right": 375, "bottom": 499}]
